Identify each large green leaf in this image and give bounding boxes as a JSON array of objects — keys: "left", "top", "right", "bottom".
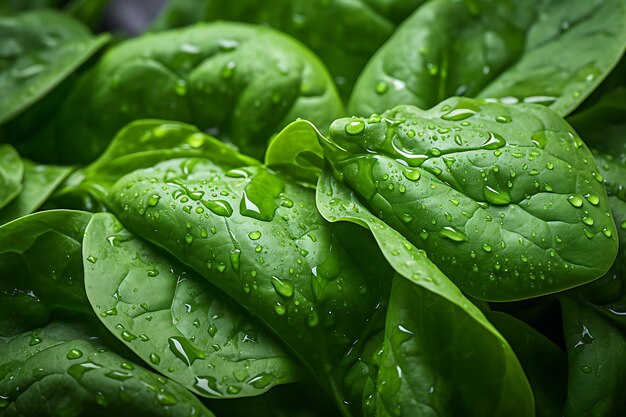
[
  {"left": 0, "top": 210, "right": 92, "bottom": 336},
  {"left": 321, "top": 97, "right": 618, "bottom": 300},
  {"left": 83, "top": 212, "right": 302, "bottom": 398},
  {"left": 350, "top": 0, "right": 626, "bottom": 117},
  {"left": 152, "top": 0, "right": 427, "bottom": 99},
  {"left": 11, "top": 22, "right": 343, "bottom": 163},
  {"left": 0, "top": 322, "right": 214, "bottom": 417},
  {"left": 107, "top": 158, "right": 390, "bottom": 408},
  {"left": 0, "top": 144, "right": 22, "bottom": 210},
  {"left": 0, "top": 160, "right": 72, "bottom": 225},
  {"left": 0, "top": 9, "right": 109, "bottom": 125},
  {"left": 315, "top": 170, "right": 534, "bottom": 417}
]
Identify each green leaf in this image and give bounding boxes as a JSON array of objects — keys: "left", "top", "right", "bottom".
[
  {"left": 83, "top": 212, "right": 302, "bottom": 398},
  {"left": 559, "top": 294, "right": 626, "bottom": 417},
  {"left": 0, "top": 210, "right": 93, "bottom": 336},
  {"left": 107, "top": 158, "right": 389, "bottom": 390},
  {"left": 489, "top": 311, "right": 567, "bottom": 417},
  {"left": 0, "top": 9, "right": 109, "bottom": 125},
  {"left": 54, "top": 119, "right": 259, "bottom": 209},
  {"left": 264, "top": 119, "right": 325, "bottom": 185},
  {"left": 0, "top": 160, "right": 72, "bottom": 225},
  {"left": 321, "top": 97, "right": 618, "bottom": 301},
  {"left": 14, "top": 22, "right": 344, "bottom": 164},
  {"left": 0, "top": 321, "right": 215, "bottom": 417},
  {"left": 350, "top": 0, "right": 626, "bottom": 117},
  {"left": 152, "top": 0, "right": 427, "bottom": 99},
  {"left": 0, "top": 143, "right": 23, "bottom": 210},
  {"left": 315, "top": 170, "right": 534, "bottom": 417}
]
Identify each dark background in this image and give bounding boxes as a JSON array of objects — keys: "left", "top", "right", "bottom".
[{"left": 101, "top": 0, "right": 167, "bottom": 35}]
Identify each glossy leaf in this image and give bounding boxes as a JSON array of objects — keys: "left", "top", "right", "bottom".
[
  {"left": 321, "top": 97, "right": 618, "bottom": 300},
  {"left": 0, "top": 143, "right": 22, "bottom": 210},
  {"left": 107, "top": 158, "right": 389, "bottom": 396},
  {"left": 53, "top": 119, "right": 258, "bottom": 210},
  {"left": 489, "top": 311, "right": 567, "bottom": 417},
  {"left": 0, "top": 160, "right": 72, "bottom": 225},
  {"left": 316, "top": 170, "right": 534, "bottom": 417},
  {"left": 83, "top": 212, "right": 302, "bottom": 398},
  {"left": 0, "top": 9, "right": 109, "bottom": 125},
  {"left": 350, "top": 0, "right": 626, "bottom": 117},
  {"left": 13, "top": 22, "right": 343, "bottom": 163},
  {"left": 0, "top": 210, "right": 92, "bottom": 335},
  {"left": 152, "top": 0, "right": 426, "bottom": 98},
  {"left": 264, "top": 119, "right": 325, "bottom": 184},
  {"left": 0, "top": 322, "right": 215, "bottom": 417}
]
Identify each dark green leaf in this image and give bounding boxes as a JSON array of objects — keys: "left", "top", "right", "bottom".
[
  {"left": 0, "top": 160, "right": 72, "bottom": 225},
  {"left": 321, "top": 97, "right": 618, "bottom": 300},
  {"left": 0, "top": 321, "right": 215, "bottom": 417},
  {"left": 14, "top": 22, "right": 344, "bottom": 163},
  {"left": 316, "top": 171, "right": 533, "bottom": 417},
  {"left": 83, "top": 212, "right": 302, "bottom": 398},
  {"left": 152, "top": 0, "right": 427, "bottom": 99},
  {"left": 0, "top": 210, "right": 92, "bottom": 335},
  {"left": 0, "top": 9, "right": 109, "bottom": 124},
  {"left": 350, "top": 0, "right": 626, "bottom": 117},
  {"left": 0, "top": 144, "right": 22, "bottom": 210},
  {"left": 489, "top": 311, "right": 567, "bottom": 417}
]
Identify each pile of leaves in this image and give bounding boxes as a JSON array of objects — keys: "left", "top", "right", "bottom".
[{"left": 1, "top": 1, "right": 625, "bottom": 416}]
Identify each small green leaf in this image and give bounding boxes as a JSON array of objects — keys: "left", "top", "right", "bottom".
[{"left": 0, "top": 144, "right": 23, "bottom": 210}]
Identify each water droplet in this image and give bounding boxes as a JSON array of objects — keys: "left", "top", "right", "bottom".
[
  {"left": 584, "top": 229, "right": 595, "bottom": 239},
  {"left": 530, "top": 132, "right": 548, "bottom": 148},
  {"left": 29, "top": 334, "right": 42, "bottom": 346},
  {"left": 580, "top": 365, "right": 592, "bottom": 374},
  {"left": 345, "top": 120, "right": 365, "bottom": 135},
  {"left": 567, "top": 194, "right": 584, "bottom": 208},
  {"left": 602, "top": 228, "right": 612, "bottom": 238},
  {"left": 86, "top": 256, "right": 97, "bottom": 263},
  {"left": 229, "top": 249, "right": 241, "bottom": 272},
  {"left": 66, "top": 349, "right": 83, "bottom": 360},
  {"left": 620, "top": 221, "right": 626, "bottom": 230},
  {"left": 584, "top": 194, "right": 599, "bottom": 205},
  {"left": 582, "top": 217, "right": 594, "bottom": 226},
  {"left": 149, "top": 353, "right": 161, "bottom": 365},
  {"left": 496, "top": 115, "right": 511, "bottom": 123},
  {"left": 168, "top": 336, "right": 205, "bottom": 366},
  {"left": 157, "top": 390, "right": 178, "bottom": 405},
  {"left": 375, "top": 81, "right": 388, "bottom": 94},
  {"left": 271, "top": 276, "right": 294, "bottom": 298},
  {"left": 483, "top": 186, "right": 511, "bottom": 205},
  {"left": 441, "top": 108, "right": 476, "bottom": 121},
  {"left": 193, "top": 376, "right": 222, "bottom": 397},
  {"left": 439, "top": 226, "right": 468, "bottom": 242},
  {"left": 68, "top": 362, "right": 101, "bottom": 379},
  {"left": 221, "top": 60, "right": 237, "bottom": 79},
  {"left": 481, "top": 132, "right": 506, "bottom": 149},
  {"left": 481, "top": 243, "right": 492, "bottom": 252},
  {"left": 174, "top": 80, "right": 187, "bottom": 96},
  {"left": 202, "top": 199, "right": 233, "bottom": 217},
  {"left": 592, "top": 172, "right": 603, "bottom": 183},
  {"left": 248, "top": 373, "right": 274, "bottom": 389},
  {"left": 248, "top": 231, "right": 261, "bottom": 240},
  {"left": 274, "top": 302, "right": 286, "bottom": 315},
  {"left": 105, "top": 370, "right": 132, "bottom": 381},
  {"left": 227, "top": 385, "right": 241, "bottom": 395},
  {"left": 307, "top": 309, "right": 319, "bottom": 327},
  {"left": 402, "top": 168, "right": 421, "bottom": 181}
]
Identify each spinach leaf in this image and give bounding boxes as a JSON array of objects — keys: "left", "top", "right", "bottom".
[
  {"left": 559, "top": 293, "right": 626, "bottom": 417},
  {"left": 489, "top": 311, "right": 567, "bottom": 417},
  {"left": 53, "top": 120, "right": 258, "bottom": 210},
  {"left": 0, "top": 144, "right": 22, "bottom": 211},
  {"left": 152, "top": 0, "right": 426, "bottom": 99},
  {"left": 83, "top": 212, "right": 303, "bottom": 398},
  {"left": 350, "top": 0, "right": 626, "bottom": 117},
  {"left": 107, "top": 158, "right": 389, "bottom": 401},
  {"left": 14, "top": 22, "right": 344, "bottom": 163},
  {"left": 0, "top": 160, "right": 72, "bottom": 225},
  {"left": 316, "top": 170, "right": 533, "bottom": 417},
  {"left": 0, "top": 9, "right": 109, "bottom": 125},
  {"left": 321, "top": 97, "right": 618, "bottom": 300},
  {"left": 0, "top": 321, "right": 215, "bottom": 417},
  {"left": 0, "top": 210, "right": 92, "bottom": 335}
]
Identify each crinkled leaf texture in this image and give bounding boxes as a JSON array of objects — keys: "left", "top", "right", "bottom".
[
  {"left": 321, "top": 97, "right": 618, "bottom": 301},
  {"left": 315, "top": 170, "right": 534, "bottom": 417},
  {"left": 83, "top": 212, "right": 302, "bottom": 398},
  {"left": 0, "top": 322, "right": 214, "bottom": 417},
  {"left": 350, "top": 0, "right": 626, "bottom": 117}
]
